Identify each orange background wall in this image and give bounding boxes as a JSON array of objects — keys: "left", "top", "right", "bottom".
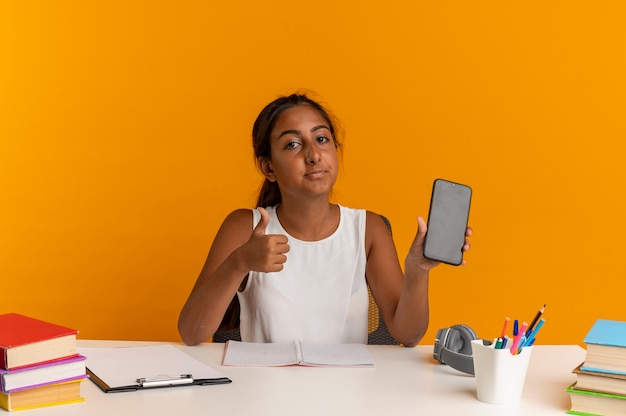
[{"left": 2, "top": 1, "right": 625, "bottom": 345}]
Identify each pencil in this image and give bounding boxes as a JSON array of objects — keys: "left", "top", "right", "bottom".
[{"left": 527, "top": 304, "right": 546, "bottom": 333}]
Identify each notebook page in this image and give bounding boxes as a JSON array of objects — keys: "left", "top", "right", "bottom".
[
  {"left": 222, "top": 341, "right": 298, "bottom": 366},
  {"left": 299, "top": 343, "right": 374, "bottom": 367}
]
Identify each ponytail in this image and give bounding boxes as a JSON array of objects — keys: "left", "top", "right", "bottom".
[{"left": 256, "top": 179, "right": 282, "bottom": 208}]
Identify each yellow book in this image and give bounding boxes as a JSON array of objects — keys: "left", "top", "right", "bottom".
[{"left": 0, "top": 379, "right": 84, "bottom": 411}]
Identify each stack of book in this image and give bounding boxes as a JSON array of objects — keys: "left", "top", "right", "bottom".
[
  {"left": 0, "top": 313, "right": 87, "bottom": 411},
  {"left": 566, "top": 319, "right": 626, "bottom": 416}
]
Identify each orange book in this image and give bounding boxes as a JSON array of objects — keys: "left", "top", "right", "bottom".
[
  {"left": 0, "top": 313, "right": 78, "bottom": 371},
  {"left": 0, "top": 379, "right": 85, "bottom": 411}
]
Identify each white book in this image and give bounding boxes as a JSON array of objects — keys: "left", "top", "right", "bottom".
[
  {"left": 222, "top": 340, "right": 374, "bottom": 367},
  {"left": 0, "top": 355, "right": 87, "bottom": 393}
]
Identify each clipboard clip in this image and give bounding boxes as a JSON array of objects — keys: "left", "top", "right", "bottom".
[{"left": 136, "top": 374, "right": 194, "bottom": 388}]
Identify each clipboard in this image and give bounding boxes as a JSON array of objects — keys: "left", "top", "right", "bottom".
[{"left": 77, "top": 344, "right": 231, "bottom": 393}]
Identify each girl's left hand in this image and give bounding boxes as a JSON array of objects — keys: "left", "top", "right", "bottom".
[{"left": 406, "top": 217, "right": 473, "bottom": 271}]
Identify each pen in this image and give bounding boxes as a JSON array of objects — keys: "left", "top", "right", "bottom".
[
  {"left": 527, "top": 304, "right": 546, "bottom": 333},
  {"left": 525, "top": 318, "right": 545, "bottom": 346},
  {"left": 500, "top": 335, "right": 509, "bottom": 349},
  {"left": 494, "top": 337, "right": 503, "bottom": 349},
  {"left": 517, "top": 334, "right": 527, "bottom": 354},
  {"left": 513, "top": 319, "right": 519, "bottom": 336},
  {"left": 510, "top": 321, "right": 528, "bottom": 355},
  {"left": 500, "top": 317, "right": 511, "bottom": 338}
]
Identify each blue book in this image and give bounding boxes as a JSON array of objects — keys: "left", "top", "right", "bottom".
[
  {"left": 584, "top": 320, "right": 626, "bottom": 347},
  {"left": 580, "top": 320, "right": 626, "bottom": 376}
]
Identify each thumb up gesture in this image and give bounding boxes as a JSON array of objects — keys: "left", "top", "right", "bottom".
[{"left": 241, "top": 207, "right": 290, "bottom": 273}]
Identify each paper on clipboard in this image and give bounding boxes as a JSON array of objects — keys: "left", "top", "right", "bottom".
[{"left": 77, "top": 344, "right": 231, "bottom": 393}]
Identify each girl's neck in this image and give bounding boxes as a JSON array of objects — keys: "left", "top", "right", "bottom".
[{"left": 276, "top": 200, "right": 339, "bottom": 241}]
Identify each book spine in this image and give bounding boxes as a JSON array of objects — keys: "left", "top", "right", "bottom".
[
  {"left": 0, "top": 348, "right": 7, "bottom": 371},
  {"left": 5, "top": 374, "right": 89, "bottom": 394},
  {"left": 580, "top": 365, "right": 626, "bottom": 377},
  {"left": 11, "top": 397, "right": 86, "bottom": 411},
  {"left": 7, "top": 354, "right": 81, "bottom": 371}
]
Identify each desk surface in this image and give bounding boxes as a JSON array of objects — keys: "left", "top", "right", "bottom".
[{"left": 22, "top": 340, "right": 584, "bottom": 416}]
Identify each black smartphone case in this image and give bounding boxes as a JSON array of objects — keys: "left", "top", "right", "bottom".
[{"left": 423, "top": 179, "right": 472, "bottom": 266}]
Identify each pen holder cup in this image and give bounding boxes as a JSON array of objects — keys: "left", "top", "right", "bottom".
[{"left": 470, "top": 339, "right": 533, "bottom": 405}]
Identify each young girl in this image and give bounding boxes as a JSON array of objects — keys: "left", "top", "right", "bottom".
[{"left": 178, "top": 93, "right": 471, "bottom": 347}]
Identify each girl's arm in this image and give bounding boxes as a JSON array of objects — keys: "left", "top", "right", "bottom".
[
  {"left": 365, "top": 212, "right": 471, "bottom": 347},
  {"left": 178, "top": 208, "right": 289, "bottom": 345}
]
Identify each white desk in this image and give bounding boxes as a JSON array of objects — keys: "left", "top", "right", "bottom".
[{"left": 22, "top": 340, "right": 584, "bottom": 416}]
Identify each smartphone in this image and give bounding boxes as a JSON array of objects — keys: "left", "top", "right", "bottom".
[{"left": 423, "top": 179, "right": 472, "bottom": 266}]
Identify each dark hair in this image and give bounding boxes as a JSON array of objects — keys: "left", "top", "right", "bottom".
[
  {"left": 252, "top": 93, "right": 343, "bottom": 207},
  {"left": 218, "top": 93, "right": 343, "bottom": 332}
]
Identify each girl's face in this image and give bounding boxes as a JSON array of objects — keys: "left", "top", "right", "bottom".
[{"left": 260, "top": 104, "right": 339, "bottom": 201}]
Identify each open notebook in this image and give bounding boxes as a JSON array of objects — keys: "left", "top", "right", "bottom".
[{"left": 222, "top": 340, "right": 374, "bottom": 367}]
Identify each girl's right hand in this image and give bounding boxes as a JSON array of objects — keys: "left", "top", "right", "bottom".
[{"left": 238, "top": 207, "right": 289, "bottom": 273}]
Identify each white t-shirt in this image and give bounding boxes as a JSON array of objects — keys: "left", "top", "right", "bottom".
[{"left": 237, "top": 205, "right": 369, "bottom": 344}]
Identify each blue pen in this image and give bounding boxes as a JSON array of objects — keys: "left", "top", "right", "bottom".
[
  {"left": 513, "top": 319, "right": 519, "bottom": 336},
  {"left": 500, "top": 335, "right": 509, "bottom": 349},
  {"left": 525, "top": 318, "right": 545, "bottom": 346},
  {"left": 518, "top": 335, "right": 527, "bottom": 354}
]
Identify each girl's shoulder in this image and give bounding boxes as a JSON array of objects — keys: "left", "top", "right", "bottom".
[
  {"left": 364, "top": 209, "right": 387, "bottom": 224},
  {"left": 365, "top": 210, "right": 394, "bottom": 237},
  {"left": 220, "top": 208, "right": 254, "bottom": 234},
  {"left": 210, "top": 209, "right": 256, "bottom": 249},
  {"left": 223, "top": 206, "right": 280, "bottom": 231},
  {"left": 224, "top": 208, "right": 253, "bottom": 222}
]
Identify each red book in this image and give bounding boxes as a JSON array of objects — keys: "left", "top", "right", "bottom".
[{"left": 0, "top": 313, "right": 78, "bottom": 370}]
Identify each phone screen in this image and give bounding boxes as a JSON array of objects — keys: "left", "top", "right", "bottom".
[{"left": 423, "top": 179, "right": 472, "bottom": 266}]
